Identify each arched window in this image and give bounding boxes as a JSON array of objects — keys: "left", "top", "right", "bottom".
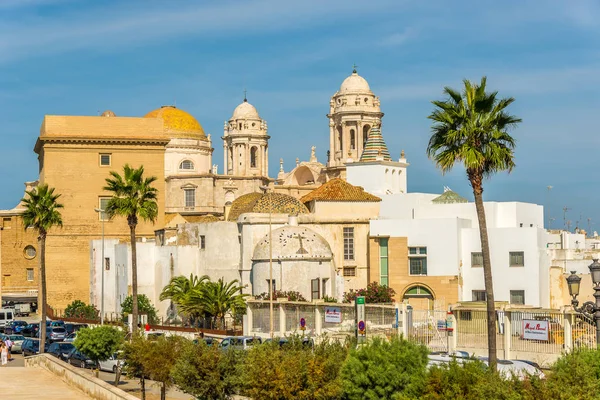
[
  {"left": 363, "top": 125, "right": 370, "bottom": 148},
  {"left": 225, "top": 191, "right": 235, "bottom": 205},
  {"left": 350, "top": 129, "right": 356, "bottom": 150},
  {"left": 337, "top": 126, "right": 343, "bottom": 151},
  {"left": 403, "top": 285, "right": 434, "bottom": 299},
  {"left": 250, "top": 146, "right": 258, "bottom": 168},
  {"left": 179, "top": 160, "right": 194, "bottom": 170}
]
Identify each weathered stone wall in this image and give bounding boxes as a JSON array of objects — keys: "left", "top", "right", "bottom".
[{"left": 0, "top": 214, "right": 39, "bottom": 295}]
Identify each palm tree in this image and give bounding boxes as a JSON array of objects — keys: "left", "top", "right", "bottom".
[
  {"left": 104, "top": 164, "right": 158, "bottom": 335},
  {"left": 198, "top": 278, "right": 248, "bottom": 329},
  {"left": 427, "top": 77, "right": 521, "bottom": 370},
  {"left": 159, "top": 274, "right": 209, "bottom": 324},
  {"left": 21, "top": 184, "right": 63, "bottom": 354}
]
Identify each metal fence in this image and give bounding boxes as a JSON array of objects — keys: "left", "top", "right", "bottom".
[{"left": 409, "top": 309, "right": 448, "bottom": 352}]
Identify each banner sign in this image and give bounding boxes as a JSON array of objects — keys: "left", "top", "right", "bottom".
[
  {"left": 324, "top": 307, "right": 342, "bottom": 323},
  {"left": 523, "top": 320, "right": 549, "bottom": 341}
]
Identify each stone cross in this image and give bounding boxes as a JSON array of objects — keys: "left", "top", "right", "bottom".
[{"left": 293, "top": 233, "right": 308, "bottom": 255}]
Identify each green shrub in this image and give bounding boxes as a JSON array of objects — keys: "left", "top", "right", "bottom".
[
  {"left": 171, "top": 340, "right": 242, "bottom": 400},
  {"left": 543, "top": 348, "right": 600, "bottom": 399},
  {"left": 255, "top": 290, "right": 307, "bottom": 302},
  {"left": 343, "top": 282, "right": 396, "bottom": 303},
  {"left": 64, "top": 299, "right": 99, "bottom": 319},
  {"left": 121, "top": 294, "right": 159, "bottom": 324},
  {"left": 242, "top": 335, "right": 347, "bottom": 400},
  {"left": 341, "top": 336, "right": 428, "bottom": 400}
]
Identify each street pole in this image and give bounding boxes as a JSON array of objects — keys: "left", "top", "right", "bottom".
[
  {"left": 94, "top": 208, "right": 105, "bottom": 325},
  {"left": 269, "top": 189, "right": 273, "bottom": 339}
]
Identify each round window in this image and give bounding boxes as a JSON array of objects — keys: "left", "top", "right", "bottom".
[
  {"left": 252, "top": 122, "right": 256, "bottom": 127},
  {"left": 24, "top": 245, "right": 36, "bottom": 259}
]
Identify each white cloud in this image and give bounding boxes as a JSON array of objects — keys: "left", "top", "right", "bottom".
[{"left": 379, "top": 28, "right": 416, "bottom": 47}]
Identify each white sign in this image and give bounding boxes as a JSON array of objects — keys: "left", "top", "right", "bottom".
[
  {"left": 324, "top": 307, "right": 342, "bottom": 323},
  {"left": 523, "top": 320, "right": 549, "bottom": 341}
]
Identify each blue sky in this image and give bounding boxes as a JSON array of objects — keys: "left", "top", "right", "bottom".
[{"left": 0, "top": 0, "right": 598, "bottom": 231}]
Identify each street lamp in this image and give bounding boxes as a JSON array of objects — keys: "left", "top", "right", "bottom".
[
  {"left": 259, "top": 185, "right": 274, "bottom": 339},
  {"left": 94, "top": 208, "right": 105, "bottom": 325},
  {"left": 566, "top": 259, "right": 600, "bottom": 347}
]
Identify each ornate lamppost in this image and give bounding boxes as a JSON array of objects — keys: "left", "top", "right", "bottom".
[{"left": 566, "top": 259, "right": 600, "bottom": 348}]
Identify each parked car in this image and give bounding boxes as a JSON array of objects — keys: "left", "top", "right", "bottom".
[
  {"left": 99, "top": 352, "right": 123, "bottom": 373},
  {"left": 64, "top": 323, "right": 88, "bottom": 335},
  {"left": 263, "top": 337, "right": 314, "bottom": 348},
  {"left": 192, "top": 337, "right": 216, "bottom": 347},
  {"left": 0, "top": 308, "right": 15, "bottom": 332},
  {"left": 9, "top": 320, "right": 29, "bottom": 334},
  {"left": 478, "top": 357, "right": 545, "bottom": 380},
  {"left": 37, "top": 327, "right": 67, "bottom": 342},
  {"left": 66, "top": 348, "right": 97, "bottom": 369},
  {"left": 47, "top": 342, "right": 75, "bottom": 361},
  {"left": 21, "top": 323, "right": 40, "bottom": 337},
  {"left": 14, "top": 303, "right": 31, "bottom": 317},
  {"left": 21, "top": 338, "right": 40, "bottom": 357},
  {"left": 9, "top": 334, "right": 26, "bottom": 353},
  {"left": 64, "top": 332, "right": 77, "bottom": 343},
  {"left": 220, "top": 336, "right": 261, "bottom": 351}
]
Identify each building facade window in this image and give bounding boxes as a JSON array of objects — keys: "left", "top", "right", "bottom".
[
  {"left": 26, "top": 268, "right": 34, "bottom": 281},
  {"left": 350, "top": 129, "right": 356, "bottom": 149},
  {"left": 321, "top": 278, "right": 328, "bottom": 298},
  {"left": 24, "top": 245, "right": 36, "bottom": 259},
  {"left": 184, "top": 188, "right": 196, "bottom": 208},
  {"left": 200, "top": 235, "right": 206, "bottom": 250},
  {"left": 409, "top": 247, "right": 427, "bottom": 275},
  {"left": 343, "top": 267, "right": 356, "bottom": 277},
  {"left": 343, "top": 227, "right": 354, "bottom": 261},
  {"left": 266, "top": 279, "right": 276, "bottom": 293},
  {"left": 471, "top": 252, "right": 483, "bottom": 267},
  {"left": 179, "top": 160, "right": 194, "bottom": 170},
  {"left": 250, "top": 147, "right": 257, "bottom": 168},
  {"left": 98, "top": 197, "right": 110, "bottom": 221},
  {"left": 99, "top": 153, "right": 111, "bottom": 166},
  {"left": 380, "top": 238, "right": 389, "bottom": 286},
  {"left": 509, "top": 251, "right": 525, "bottom": 267},
  {"left": 510, "top": 290, "right": 525, "bottom": 305},
  {"left": 472, "top": 290, "right": 487, "bottom": 301},
  {"left": 311, "top": 278, "right": 320, "bottom": 301},
  {"left": 2, "top": 217, "right": 11, "bottom": 229}
]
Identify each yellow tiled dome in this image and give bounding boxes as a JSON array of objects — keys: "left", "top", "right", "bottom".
[
  {"left": 227, "top": 192, "right": 309, "bottom": 222},
  {"left": 144, "top": 106, "right": 206, "bottom": 140}
]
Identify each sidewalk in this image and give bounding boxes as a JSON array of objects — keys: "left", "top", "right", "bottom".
[{"left": 2, "top": 366, "right": 92, "bottom": 399}]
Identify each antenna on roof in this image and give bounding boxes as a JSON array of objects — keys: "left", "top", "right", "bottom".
[
  {"left": 563, "top": 206, "right": 571, "bottom": 230},
  {"left": 243, "top": 88, "right": 247, "bottom": 102}
]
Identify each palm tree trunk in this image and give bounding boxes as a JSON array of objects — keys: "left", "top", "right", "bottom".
[
  {"left": 473, "top": 188, "right": 498, "bottom": 371},
  {"left": 39, "top": 232, "right": 47, "bottom": 354},
  {"left": 130, "top": 224, "right": 139, "bottom": 335}
]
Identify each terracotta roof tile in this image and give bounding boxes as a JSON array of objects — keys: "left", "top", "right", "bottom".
[{"left": 300, "top": 179, "right": 381, "bottom": 203}]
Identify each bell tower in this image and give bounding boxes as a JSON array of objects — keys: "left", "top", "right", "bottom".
[
  {"left": 222, "top": 95, "right": 270, "bottom": 177},
  {"left": 326, "top": 67, "right": 383, "bottom": 178}
]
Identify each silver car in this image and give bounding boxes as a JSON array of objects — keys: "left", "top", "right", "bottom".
[{"left": 47, "top": 327, "right": 67, "bottom": 342}]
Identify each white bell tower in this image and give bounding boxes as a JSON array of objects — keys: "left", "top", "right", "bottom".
[{"left": 222, "top": 95, "right": 270, "bottom": 177}]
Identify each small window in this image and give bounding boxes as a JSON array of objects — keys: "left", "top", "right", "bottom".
[
  {"left": 409, "top": 247, "right": 427, "bottom": 275},
  {"left": 98, "top": 197, "right": 110, "bottom": 221},
  {"left": 26, "top": 268, "right": 34, "bottom": 281},
  {"left": 250, "top": 147, "right": 258, "bottom": 168},
  {"left": 200, "top": 235, "right": 206, "bottom": 250},
  {"left": 380, "top": 238, "right": 389, "bottom": 286},
  {"left": 99, "top": 154, "right": 111, "bottom": 166},
  {"left": 471, "top": 252, "right": 483, "bottom": 267},
  {"left": 311, "top": 278, "right": 320, "bottom": 301},
  {"left": 343, "top": 227, "right": 354, "bottom": 261},
  {"left": 2, "top": 217, "right": 11, "bottom": 229},
  {"left": 350, "top": 129, "right": 356, "bottom": 150},
  {"left": 24, "top": 245, "right": 36, "bottom": 259},
  {"left": 472, "top": 290, "right": 486, "bottom": 301},
  {"left": 104, "top": 257, "right": 110, "bottom": 271},
  {"left": 509, "top": 251, "right": 525, "bottom": 267},
  {"left": 460, "top": 311, "right": 472, "bottom": 321},
  {"left": 184, "top": 189, "right": 196, "bottom": 208},
  {"left": 409, "top": 247, "right": 427, "bottom": 255},
  {"left": 510, "top": 290, "right": 525, "bottom": 305},
  {"left": 179, "top": 160, "right": 194, "bottom": 170},
  {"left": 343, "top": 267, "right": 356, "bottom": 277},
  {"left": 266, "top": 279, "right": 276, "bottom": 293}
]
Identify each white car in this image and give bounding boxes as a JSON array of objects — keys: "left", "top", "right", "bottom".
[
  {"left": 99, "top": 353, "right": 123, "bottom": 373},
  {"left": 478, "top": 357, "right": 545, "bottom": 380},
  {"left": 64, "top": 332, "right": 77, "bottom": 343}
]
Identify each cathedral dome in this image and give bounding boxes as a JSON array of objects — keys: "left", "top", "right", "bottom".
[
  {"left": 340, "top": 71, "right": 371, "bottom": 93},
  {"left": 252, "top": 225, "right": 332, "bottom": 261},
  {"left": 144, "top": 106, "right": 206, "bottom": 140},
  {"left": 232, "top": 100, "right": 260, "bottom": 120},
  {"left": 227, "top": 192, "right": 309, "bottom": 222}
]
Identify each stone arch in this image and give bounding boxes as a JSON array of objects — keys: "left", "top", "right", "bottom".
[
  {"left": 362, "top": 125, "right": 370, "bottom": 148},
  {"left": 403, "top": 284, "right": 435, "bottom": 310},
  {"left": 250, "top": 146, "right": 258, "bottom": 168},
  {"left": 224, "top": 190, "right": 235, "bottom": 205},
  {"left": 292, "top": 166, "right": 316, "bottom": 186}
]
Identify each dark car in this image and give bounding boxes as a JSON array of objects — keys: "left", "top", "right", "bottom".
[
  {"left": 66, "top": 348, "right": 97, "bottom": 369},
  {"left": 21, "top": 323, "right": 40, "bottom": 337},
  {"left": 21, "top": 338, "right": 40, "bottom": 357},
  {"left": 65, "top": 323, "right": 88, "bottom": 335},
  {"left": 9, "top": 320, "right": 28, "bottom": 333},
  {"left": 47, "top": 342, "right": 75, "bottom": 361}
]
